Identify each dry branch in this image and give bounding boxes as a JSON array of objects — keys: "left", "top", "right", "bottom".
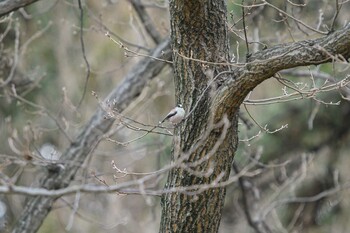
[
  {"left": 216, "top": 23, "right": 350, "bottom": 113},
  {"left": 11, "top": 39, "right": 171, "bottom": 233},
  {"left": 129, "top": 0, "right": 163, "bottom": 44},
  {"left": 0, "top": 0, "right": 40, "bottom": 17},
  {"left": 8, "top": 20, "right": 350, "bottom": 233}
]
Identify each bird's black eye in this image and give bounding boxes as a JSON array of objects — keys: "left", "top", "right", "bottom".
[{"left": 178, "top": 104, "right": 182, "bottom": 108}]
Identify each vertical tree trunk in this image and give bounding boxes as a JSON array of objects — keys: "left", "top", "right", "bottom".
[{"left": 160, "top": 1, "right": 237, "bottom": 232}]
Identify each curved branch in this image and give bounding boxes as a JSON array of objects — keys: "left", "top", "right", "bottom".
[
  {"left": 0, "top": 0, "right": 40, "bottom": 17},
  {"left": 11, "top": 39, "right": 171, "bottom": 233},
  {"left": 219, "top": 23, "right": 350, "bottom": 112}
]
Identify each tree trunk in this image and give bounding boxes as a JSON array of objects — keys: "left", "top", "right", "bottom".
[
  {"left": 160, "top": 1, "right": 237, "bottom": 232},
  {"left": 3, "top": 1, "right": 349, "bottom": 232},
  {"left": 160, "top": 1, "right": 350, "bottom": 232}
]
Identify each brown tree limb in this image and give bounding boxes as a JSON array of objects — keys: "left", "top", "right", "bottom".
[
  {"left": 11, "top": 39, "right": 171, "bottom": 233},
  {"left": 0, "top": 0, "right": 40, "bottom": 17},
  {"left": 216, "top": 23, "right": 350, "bottom": 114}
]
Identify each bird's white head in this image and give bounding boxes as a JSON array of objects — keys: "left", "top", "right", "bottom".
[
  {"left": 160, "top": 104, "right": 185, "bottom": 125},
  {"left": 170, "top": 104, "right": 185, "bottom": 124}
]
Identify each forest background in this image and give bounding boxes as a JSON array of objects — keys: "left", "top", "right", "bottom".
[{"left": 1, "top": 0, "right": 350, "bottom": 233}]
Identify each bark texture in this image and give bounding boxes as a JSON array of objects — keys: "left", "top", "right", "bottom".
[
  {"left": 6, "top": 1, "right": 350, "bottom": 232},
  {"left": 160, "top": 1, "right": 350, "bottom": 232},
  {"left": 160, "top": 1, "right": 237, "bottom": 232}
]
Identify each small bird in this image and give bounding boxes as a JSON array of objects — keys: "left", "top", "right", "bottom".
[{"left": 160, "top": 104, "right": 185, "bottom": 124}]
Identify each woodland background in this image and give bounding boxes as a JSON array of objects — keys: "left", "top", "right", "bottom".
[{"left": 1, "top": 0, "right": 350, "bottom": 232}]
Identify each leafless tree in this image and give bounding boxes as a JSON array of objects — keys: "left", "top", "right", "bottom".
[{"left": 1, "top": 0, "right": 350, "bottom": 233}]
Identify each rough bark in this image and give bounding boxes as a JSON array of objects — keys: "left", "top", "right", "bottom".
[
  {"left": 7, "top": 1, "right": 350, "bottom": 232},
  {"left": 0, "top": 0, "right": 40, "bottom": 17},
  {"left": 160, "top": 1, "right": 237, "bottom": 232},
  {"left": 160, "top": 0, "right": 350, "bottom": 232},
  {"left": 11, "top": 40, "right": 171, "bottom": 233}
]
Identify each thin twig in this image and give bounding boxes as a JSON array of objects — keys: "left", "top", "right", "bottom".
[
  {"left": 330, "top": 0, "right": 341, "bottom": 33},
  {"left": 263, "top": 0, "right": 327, "bottom": 35},
  {"left": 9, "top": 86, "right": 73, "bottom": 142},
  {"left": 233, "top": 163, "right": 269, "bottom": 233},
  {"left": 243, "top": 104, "right": 288, "bottom": 134},
  {"left": 0, "top": 22, "right": 19, "bottom": 87},
  {"left": 65, "top": 191, "right": 81, "bottom": 230},
  {"left": 129, "top": 0, "right": 162, "bottom": 44},
  {"left": 241, "top": 0, "right": 250, "bottom": 58},
  {"left": 77, "top": 0, "right": 91, "bottom": 108},
  {"left": 106, "top": 32, "right": 172, "bottom": 64}
]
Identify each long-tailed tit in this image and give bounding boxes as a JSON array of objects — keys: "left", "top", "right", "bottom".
[{"left": 160, "top": 104, "right": 185, "bottom": 124}]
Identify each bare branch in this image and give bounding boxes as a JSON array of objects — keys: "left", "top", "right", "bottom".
[
  {"left": 76, "top": 0, "right": 91, "bottom": 108},
  {"left": 262, "top": 0, "right": 327, "bottom": 35},
  {"left": 129, "top": 0, "right": 163, "bottom": 44},
  {"left": 241, "top": 0, "right": 250, "bottom": 57},
  {"left": 221, "top": 23, "right": 350, "bottom": 111},
  {"left": 0, "top": 0, "right": 40, "bottom": 17},
  {"left": 0, "top": 22, "right": 19, "bottom": 87},
  {"left": 106, "top": 32, "right": 172, "bottom": 64},
  {"left": 233, "top": 162, "right": 271, "bottom": 233},
  {"left": 261, "top": 181, "right": 350, "bottom": 219},
  {"left": 11, "top": 39, "right": 171, "bottom": 233},
  {"left": 330, "top": 0, "right": 341, "bottom": 32}
]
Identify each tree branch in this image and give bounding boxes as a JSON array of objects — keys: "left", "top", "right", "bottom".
[
  {"left": 11, "top": 39, "right": 171, "bottom": 233},
  {"left": 232, "top": 163, "right": 271, "bottom": 233},
  {"left": 218, "top": 23, "right": 350, "bottom": 112},
  {"left": 129, "top": 0, "right": 163, "bottom": 44},
  {"left": 0, "top": 0, "right": 40, "bottom": 17}
]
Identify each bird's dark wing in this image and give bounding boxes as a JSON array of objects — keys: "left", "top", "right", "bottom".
[{"left": 161, "top": 110, "right": 177, "bottom": 123}]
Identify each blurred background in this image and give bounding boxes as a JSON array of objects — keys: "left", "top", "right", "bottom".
[{"left": 0, "top": 0, "right": 350, "bottom": 232}]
